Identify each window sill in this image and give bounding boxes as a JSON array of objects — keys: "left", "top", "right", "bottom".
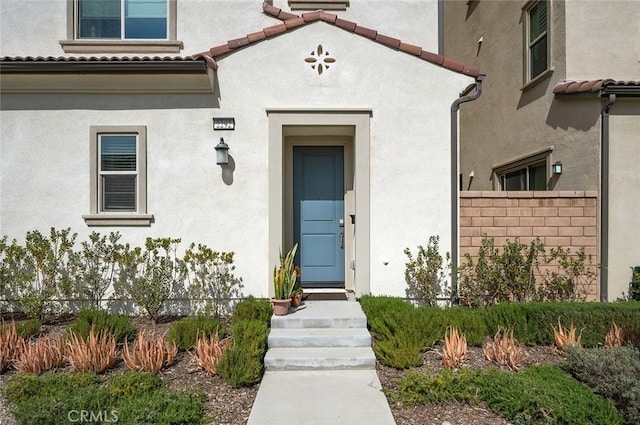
[
  {"left": 60, "top": 40, "right": 183, "bottom": 54},
  {"left": 83, "top": 214, "right": 154, "bottom": 227},
  {"left": 521, "top": 68, "right": 554, "bottom": 92}
]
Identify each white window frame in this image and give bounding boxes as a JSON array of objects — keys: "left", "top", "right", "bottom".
[
  {"left": 83, "top": 126, "right": 153, "bottom": 226},
  {"left": 61, "top": 0, "right": 182, "bottom": 54},
  {"left": 493, "top": 147, "right": 553, "bottom": 191},
  {"left": 523, "top": 0, "right": 552, "bottom": 89}
]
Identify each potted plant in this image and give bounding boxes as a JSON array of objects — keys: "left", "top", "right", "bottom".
[{"left": 271, "top": 244, "right": 298, "bottom": 315}]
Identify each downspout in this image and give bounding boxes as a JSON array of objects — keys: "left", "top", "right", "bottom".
[
  {"left": 600, "top": 93, "right": 616, "bottom": 301},
  {"left": 450, "top": 74, "right": 485, "bottom": 304}
]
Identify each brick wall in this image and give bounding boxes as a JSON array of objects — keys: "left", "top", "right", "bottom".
[{"left": 460, "top": 191, "right": 598, "bottom": 262}]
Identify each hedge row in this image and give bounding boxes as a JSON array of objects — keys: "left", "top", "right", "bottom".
[{"left": 360, "top": 296, "right": 640, "bottom": 368}]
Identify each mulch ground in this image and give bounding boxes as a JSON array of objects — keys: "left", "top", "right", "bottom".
[{"left": 0, "top": 315, "right": 563, "bottom": 425}]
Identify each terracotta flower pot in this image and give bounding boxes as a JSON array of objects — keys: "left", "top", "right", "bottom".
[
  {"left": 270, "top": 298, "right": 292, "bottom": 316},
  {"left": 291, "top": 292, "right": 303, "bottom": 307}
]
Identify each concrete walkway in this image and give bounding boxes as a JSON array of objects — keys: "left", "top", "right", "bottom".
[{"left": 246, "top": 300, "right": 396, "bottom": 425}]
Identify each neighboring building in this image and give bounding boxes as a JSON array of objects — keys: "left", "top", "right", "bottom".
[
  {"left": 444, "top": 0, "right": 640, "bottom": 300},
  {"left": 0, "top": 0, "right": 482, "bottom": 300}
]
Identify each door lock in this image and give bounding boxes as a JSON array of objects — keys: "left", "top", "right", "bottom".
[{"left": 339, "top": 231, "right": 344, "bottom": 249}]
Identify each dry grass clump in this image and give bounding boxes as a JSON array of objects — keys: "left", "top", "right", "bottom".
[
  {"left": 190, "top": 332, "right": 229, "bottom": 376},
  {"left": 122, "top": 330, "right": 177, "bottom": 373},
  {"left": 604, "top": 322, "right": 624, "bottom": 348},
  {"left": 482, "top": 327, "right": 527, "bottom": 371},
  {"left": 441, "top": 326, "right": 467, "bottom": 368},
  {"left": 67, "top": 328, "right": 118, "bottom": 373},
  {"left": 552, "top": 319, "right": 582, "bottom": 354},
  {"left": 14, "top": 335, "right": 67, "bottom": 374},
  {"left": 1, "top": 320, "right": 20, "bottom": 372}
]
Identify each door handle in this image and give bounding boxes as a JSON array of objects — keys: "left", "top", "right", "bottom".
[{"left": 339, "top": 231, "right": 344, "bottom": 249}]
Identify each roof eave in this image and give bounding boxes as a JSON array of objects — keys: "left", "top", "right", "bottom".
[{"left": 0, "top": 60, "right": 208, "bottom": 74}]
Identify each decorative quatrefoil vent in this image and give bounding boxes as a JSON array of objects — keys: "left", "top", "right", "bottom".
[{"left": 304, "top": 44, "right": 336, "bottom": 75}]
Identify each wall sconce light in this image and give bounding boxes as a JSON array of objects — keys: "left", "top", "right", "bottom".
[
  {"left": 212, "top": 117, "right": 235, "bottom": 131},
  {"left": 552, "top": 161, "right": 563, "bottom": 175},
  {"left": 215, "top": 137, "right": 229, "bottom": 165}
]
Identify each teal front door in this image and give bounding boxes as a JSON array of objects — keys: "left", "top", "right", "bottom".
[{"left": 293, "top": 146, "right": 345, "bottom": 287}]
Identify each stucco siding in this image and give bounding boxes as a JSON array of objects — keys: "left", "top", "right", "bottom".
[
  {"left": 608, "top": 100, "right": 640, "bottom": 300},
  {"left": 564, "top": 0, "right": 640, "bottom": 80}
]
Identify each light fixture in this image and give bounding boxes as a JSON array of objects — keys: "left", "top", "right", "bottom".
[
  {"left": 212, "top": 117, "right": 235, "bottom": 131},
  {"left": 215, "top": 137, "right": 229, "bottom": 165},
  {"left": 552, "top": 161, "right": 563, "bottom": 175}
]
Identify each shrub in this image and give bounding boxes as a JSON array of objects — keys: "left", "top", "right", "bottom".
[
  {"left": 66, "top": 328, "right": 118, "bottom": 373},
  {"left": 218, "top": 318, "right": 268, "bottom": 387},
  {"left": 404, "top": 235, "right": 450, "bottom": 305},
  {"left": 392, "top": 366, "right": 623, "bottom": 424},
  {"left": 233, "top": 296, "right": 273, "bottom": 323},
  {"left": 368, "top": 307, "right": 426, "bottom": 368},
  {"left": 68, "top": 231, "right": 123, "bottom": 309},
  {"left": 2, "top": 228, "right": 76, "bottom": 319},
  {"left": 630, "top": 266, "right": 640, "bottom": 301},
  {"left": 167, "top": 314, "right": 226, "bottom": 351},
  {"left": 564, "top": 346, "right": 640, "bottom": 424},
  {"left": 183, "top": 243, "right": 241, "bottom": 316},
  {"left": 67, "top": 309, "right": 135, "bottom": 344},
  {"left": 1, "top": 371, "right": 208, "bottom": 425},
  {"left": 14, "top": 319, "right": 42, "bottom": 339},
  {"left": 122, "top": 331, "right": 177, "bottom": 373},
  {"left": 114, "top": 237, "right": 182, "bottom": 323}
]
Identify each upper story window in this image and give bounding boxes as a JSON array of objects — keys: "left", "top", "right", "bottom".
[
  {"left": 78, "top": 0, "right": 167, "bottom": 40},
  {"left": 61, "top": 0, "right": 182, "bottom": 53},
  {"left": 523, "top": 0, "right": 550, "bottom": 86}
]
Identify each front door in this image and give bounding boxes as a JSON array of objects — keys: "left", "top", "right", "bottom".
[{"left": 293, "top": 146, "right": 345, "bottom": 287}]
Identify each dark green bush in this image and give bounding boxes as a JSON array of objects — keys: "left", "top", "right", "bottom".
[
  {"left": 391, "top": 366, "right": 623, "bottom": 424},
  {"left": 564, "top": 346, "right": 640, "bottom": 424},
  {"left": 218, "top": 318, "right": 268, "bottom": 387},
  {"left": 2, "top": 371, "right": 208, "bottom": 425},
  {"left": 233, "top": 296, "right": 273, "bottom": 323},
  {"left": 167, "top": 314, "right": 227, "bottom": 350},
  {"left": 67, "top": 309, "right": 135, "bottom": 344},
  {"left": 13, "top": 319, "right": 42, "bottom": 338}
]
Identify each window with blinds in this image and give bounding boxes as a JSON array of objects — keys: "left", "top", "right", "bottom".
[
  {"left": 99, "top": 134, "right": 137, "bottom": 211},
  {"left": 525, "top": 1, "right": 549, "bottom": 81}
]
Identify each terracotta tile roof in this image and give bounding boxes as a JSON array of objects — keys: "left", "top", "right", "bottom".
[
  {"left": 194, "top": 2, "right": 480, "bottom": 77},
  {"left": 0, "top": 55, "right": 200, "bottom": 63},
  {"left": 0, "top": 55, "right": 206, "bottom": 72},
  {"left": 553, "top": 79, "right": 640, "bottom": 94}
]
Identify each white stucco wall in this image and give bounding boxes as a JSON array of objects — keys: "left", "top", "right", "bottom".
[
  {"left": 0, "top": 0, "right": 440, "bottom": 58},
  {"left": 565, "top": 0, "right": 640, "bottom": 80},
  {"left": 608, "top": 101, "right": 640, "bottom": 300},
  {"left": 1, "top": 19, "right": 473, "bottom": 299}
]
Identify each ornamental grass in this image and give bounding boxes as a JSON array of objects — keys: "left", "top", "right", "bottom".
[
  {"left": 0, "top": 320, "right": 20, "bottom": 373},
  {"left": 122, "top": 330, "right": 177, "bottom": 373},
  {"left": 482, "top": 327, "right": 527, "bottom": 371},
  {"left": 552, "top": 319, "right": 582, "bottom": 354},
  {"left": 441, "top": 325, "right": 467, "bottom": 369},
  {"left": 190, "top": 332, "right": 229, "bottom": 376},
  {"left": 604, "top": 322, "right": 624, "bottom": 348},
  {"left": 14, "top": 335, "right": 67, "bottom": 374},
  {"left": 66, "top": 327, "right": 118, "bottom": 373}
]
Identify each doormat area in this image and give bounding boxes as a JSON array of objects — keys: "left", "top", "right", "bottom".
[{"left": 303, "top": 292, "right": 348, "bottom": 301}]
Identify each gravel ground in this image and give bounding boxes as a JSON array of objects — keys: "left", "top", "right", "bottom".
[{"left": 0, "top": 318, "right": 561, "bottom": 425}]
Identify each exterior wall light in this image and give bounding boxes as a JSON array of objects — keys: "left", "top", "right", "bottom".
[
  {"left": 215, "top": 137, "right": 229, "bottom": 165},
  {"left": 212, "top": 117, "right": 235, "bottom": 130},
  {"left": 552, "top": 161, "right": 563, "bottom": 175}
]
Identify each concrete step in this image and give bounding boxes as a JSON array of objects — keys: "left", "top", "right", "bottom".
[
  {"left": 268, "top": 327, "right": 372, "bottom": 348},
  {"left": 264, "top": 347, "right": 376, "bottom": 371},
  {"left": 270, "top": 301, "right": 367, "bottom": 329}
]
